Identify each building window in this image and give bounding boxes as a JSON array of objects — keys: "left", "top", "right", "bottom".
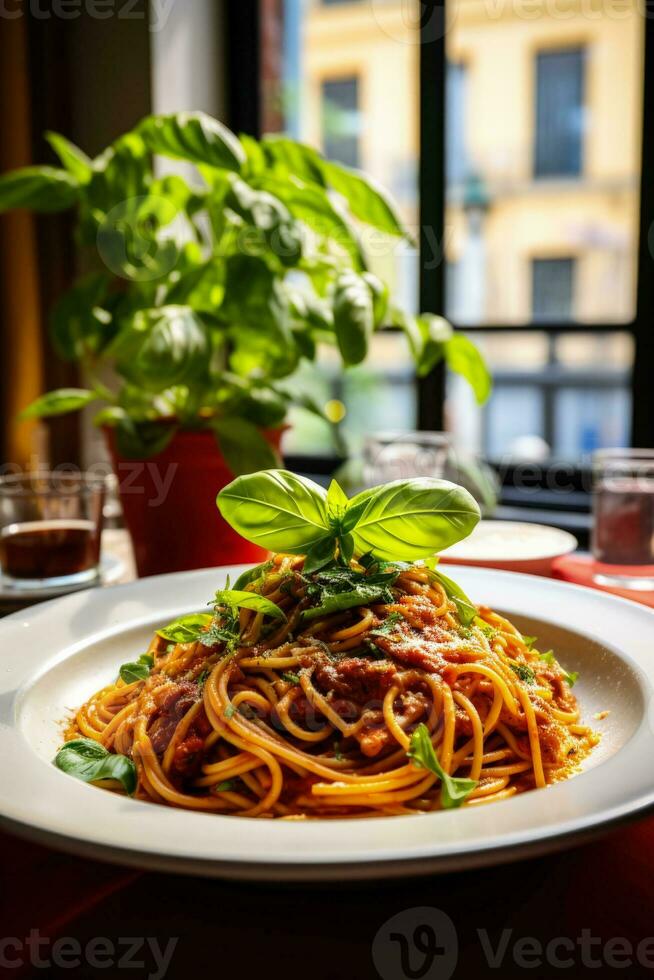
[
  {"left": 446, "top": 62, "right": 468, "bottom": 184},
  {"left": 321, "top": 76, "right": 361, "bottom": 168},
  {"left": 534, "top": 47, "right": 585, "bottom": 178},
  {"left": 532, "top": 258, "right": 576, "bottom": 321}
]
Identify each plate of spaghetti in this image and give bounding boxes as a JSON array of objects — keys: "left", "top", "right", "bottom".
[{"left": 1, "top": 470, "right": 654, "bottom": 879}]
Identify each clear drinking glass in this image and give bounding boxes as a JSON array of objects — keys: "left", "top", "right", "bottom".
[
  {"left": 0, "top": 472, "right": 106, "bottom": 590},
  {"left": 363, "top": 432, "right": 452, "bottom": 486},
  {"left": 591, "top": 449, "right": 654, "bottom": 590}
]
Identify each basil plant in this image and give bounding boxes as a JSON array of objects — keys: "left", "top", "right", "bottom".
[{"left": 0, "top": 111, "right": 491, "bottom": 474}]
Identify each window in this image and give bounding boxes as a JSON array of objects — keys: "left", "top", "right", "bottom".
[
  {"left": 534, "top": 48, "right": 585, "bottom": 179},
  {"left": 532, "top": 259, "right": 575, "bottom": 322},
  {"left": 255, "top": 1, "right": 649, "bottom": 481},
  {"left": 321, "top": 77, "right": 361, "bottom": 168}
]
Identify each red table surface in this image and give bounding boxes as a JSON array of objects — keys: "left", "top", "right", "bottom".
[{"left": 3, "top": 567, "right": 654, "bottom": 979}]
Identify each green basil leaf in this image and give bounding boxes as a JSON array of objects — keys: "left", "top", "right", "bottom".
[
  {"left": 303, "top": 534, "right": 338, "bottom": 574},
  {"left": 320, "top": 159, "right": 406, "bottom": 237},
  {"left": 262, "top": 136, "right": 326, "bottom": 185},
  {"left": 216, "top": 469, "right": 330, "bottom": 553},
  {"left": 113, "top": 418, "right": 178, "bottom": 460},
  {"left": 301, "top": 581, "right": 394, "bottom": 623},
  {"left": 563, "top": 670, "right": 579, "bottom": 688},
  {"left": 362, "top": 272, "right": 389, "bottom": 326},
  {"left": 538, "top": 649, "right": 555, "bottom": 664},
  {"left": 112, "top": 306, "right": 209, "bottom": 392},
  {"left": 522, "top": 635, "right": 538, "bottom": 650},
  {"left": 50, "top": 272, "right": 112, "bottom": 360},
  {"left": 138, "top": 111, "right": 245, "bottom": 172},
  {"left": 212, "top": 417, "right": 279, "bottom": 477},
  {"left": 0, "top": 166, "right": 78, "bottom": 213},
  {"left": 225, "top": 175, "right": 302, "bottom": 267},
  {"left": 119, "top": 652, "right": 154, "bottom": 684},
  {"left": 427, "top": 566, "right": 477, "bottom": 627},
  {"left": 45, "top": 131, "right": 92, "bottom": 184},
  {"left": 18, "top": 388, "right": 97, "bottom": 421},
  {"left": 444, "top": 333, "right": 492, "bottom": 405},
  {"left": 345, "top": 479, "right": 481, "bottom": 561},
  {"left": 408, "top": 723, "right": 477, "bottom": 809},
  {"left": 333, "top": 270, "right": 374, "bottom": 366},
  {"left": 157, "top": 613, "right": 213, "bottom": 644},
  {"left": 214, "top": 589, "right": 286, "bottom": 621},
  {"left": 54, "top": 738, "right": 137, "bottom": 796},
  {"left": 232, "top": 560, "right": 275, "bottom": 591},
  {"left": 326, "top": 478, "right": 349, "bottom": 520}
]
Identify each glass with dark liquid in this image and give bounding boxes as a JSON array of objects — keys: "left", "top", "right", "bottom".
[
  {"left": 592, "top": 450, "right": 654, "bottom": 590},
  {"left": 0, "top": 473, "right": 105, "bottom": 589}
]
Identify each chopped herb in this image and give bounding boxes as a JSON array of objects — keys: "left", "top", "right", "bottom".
[
  {"left": 510, "top": 663, "right": 536, "bottom": 685},
  {"left": 224, "top": 704, "right": 236, "bottom": 719},
  {"left": 408, "top": 723, "right": 477, "bottom": 809},
  {"left": 119, "top": 652, "right": 154, "bottom": 685},
  {"left": 521, "top": 635, "right": 537, "bottom": 650},
  {"left": 538, "top": 650, "right": 555, "bottom": 665},
  {"left": 166, "top": 643, "right": 175, "bottom": 654},
  {"left": 370, "top": 612, "right": 403, "bottom": 636},
  {"left": 563, "top": 670, "right": 579, "bottom": 687},
  {"left": 281, "top": 671, "right": 300, "bottom": 685},
  {"left": 214, "top": 779, "right": 236, "bottom": 793},
  {"left": 196, "top": 668, "right": 210, "bottom": 689}
]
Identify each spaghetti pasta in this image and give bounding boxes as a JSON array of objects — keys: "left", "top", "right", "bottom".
[{"left": 63, "top": 553, "right": 598, "bottom": 817}]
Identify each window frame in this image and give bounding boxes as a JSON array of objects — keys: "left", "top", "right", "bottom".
[{"left": 233, "top": 1, "right": 654, "bottom": 476}]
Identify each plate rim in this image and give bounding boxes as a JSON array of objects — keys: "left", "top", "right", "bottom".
[{"left": 1, "top": 563, "right": 654, "bottom": 880}]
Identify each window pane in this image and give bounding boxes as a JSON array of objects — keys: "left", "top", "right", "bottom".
[
  {"left": 532, "top": 258, "right": 575, "bottom": 321},
  {"left": 534, "top": 48, "right": 584, "bottom": 179},
  {"left": 262, "top": 0, "right": 420, "bottom": 456},
  {"left": 447, "top": 331, "right": 633, "bottom": 461},
  {"left": 445, "top": 5, "right": 643, "bottom": 326}
]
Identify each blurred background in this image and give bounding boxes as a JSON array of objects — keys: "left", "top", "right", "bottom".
[{"left": 1, "top": 0, "right": 652, "bottom": 546}]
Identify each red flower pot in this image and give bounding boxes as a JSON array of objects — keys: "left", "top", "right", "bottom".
[{"left": 104, "top": 426, "right": 283, "bottom": 577}]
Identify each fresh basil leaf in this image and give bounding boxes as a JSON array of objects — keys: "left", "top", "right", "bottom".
[
  {"left": 112, "top": 306, "right": 209, "bottom": 392},
  {"left": 119, "top": 653, "right": 154, "bottom": 685},
  {"left": 216, "top": 469, "right": 330, "bottom": 553},
  {"left": 138, "top": 111, "right": 245, "bottom": 172},
  {"left": 225, "top": 175, "right": 302, "bottom": 267},
  {"left": 45, "top": 131, "right": 92, "bottom": 183},
  {"left": 214, "top": 779, "right": 236, "bottom": 792},
  {"left": 332, "top": 270, "right": 374, "bottom": 367},
  {"left": 362, "top": 272, "right": 388, "bottom": 326},
  {"left": 444, "top": 333, "right": 492, "bottom": 405},
  {"left": 326, "top": 478, "right": 349, "bottom": 520},
  {"left": 19, "top": 388, "right": 97, "bottom": 421},
  {"left": 345, "top": 478, "right": 480, "bottom": 561},
  {"left": 157, "top": 613, "right": 213, "bottom": 644},
  {"left": 511, "top": 663, "right": 536, "bottom": 685},
  {"left": 215, "top": 589, "right": 286, "bottom": 621},
  {"left": 261, "top": 136, "right": 326, "bottom": 185},
  {"left": 0, "top": 166, "right": 78, "bottom": 213},
  {"left": 54, "top": 738, "right": 137, "bottom": 796},
  {"left": 301, "top": 581, "right": 394, "bottom": 623},
  {"left": 320, "top": 159, "right": 406, "bottom": 237},
  {"left": 303, "top": 534, "right": 339, "bottom": 574},
  {"left": 212, "top": 417, "right": 279, "bottom": 477},
  {"left": 522, "top": 635, "right": 538, "bottom": 650},
  {"left": 281, "top": 672, "right": 300, "bottom": 685},
  {"left": 232, "top": 560, "right": 274, "bottom": 591},
  {"left": 427, "top": 566, "right": 477, "bottom": 627},
  {"left": 408, "top": 723, "right": 477, "bottom": 809},
  {"left": 113, "top": 418, "right": 178, "bottom": 460},
  {"left": 563, "top": 670, "right": 579, "bottom": 688},
  {"left": 538, "top": 649, "right": 555, "bottom": 665},
  {"left": 50, "top": 272, "right": 112, "bottom": 360}
]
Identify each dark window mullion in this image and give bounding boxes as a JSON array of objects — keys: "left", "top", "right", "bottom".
[{"left": 418, "top": 0, "right": 446, "bottom": 431}]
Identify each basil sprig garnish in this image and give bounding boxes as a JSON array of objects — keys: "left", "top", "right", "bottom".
[
  {"left": 54, "top": 738, "right": 137, "bottom": 796},
  {"left": 119, "top": 652, "right": 154, "bottom": 684},
  {"left": 217, "top": 469, "right": 480, "bottom": 567},
  {"left": 408, "top": 723, "right": 477, "bottom": 809}
]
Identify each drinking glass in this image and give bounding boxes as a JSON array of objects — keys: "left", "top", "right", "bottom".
[
  {"left": 0, "top": 472, "right": 106, "bottom": 589},
  {"left": 363, "top": 431, "right": 452, "bottom": 486},
  {"left": 591, "top": 449, "right": 654, "bottom": 590}
]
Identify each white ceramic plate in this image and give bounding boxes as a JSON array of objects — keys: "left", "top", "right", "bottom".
[
  {"left": 1, "top": 565, "right": 653, "bottom": 881},
  {"left": 441, "top": 520, "right": 577, "bottom": 576}
]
